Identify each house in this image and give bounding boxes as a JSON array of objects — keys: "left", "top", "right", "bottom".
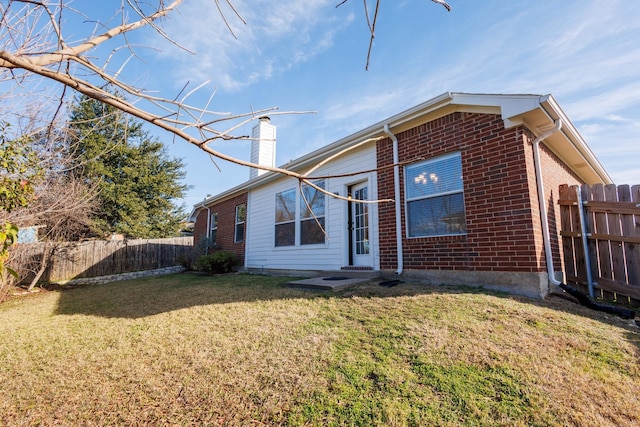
[
  {"left": 190, "top": 92, "right": 611, "bottom": 298},
  {"left": 16, "top": 225, "right": 45, "bottom": 244}
]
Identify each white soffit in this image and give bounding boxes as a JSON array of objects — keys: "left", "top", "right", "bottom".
[{"left": 193, "top": 92, "right": 612, "bottom": 213}]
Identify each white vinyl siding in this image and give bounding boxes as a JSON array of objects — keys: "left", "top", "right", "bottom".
[{"left": 245, "top": 144, "right": 379, "bottom": 271}]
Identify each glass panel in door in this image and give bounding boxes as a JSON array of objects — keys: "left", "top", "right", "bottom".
[{"left": 351, "top": 183, "right": 370, "bottom": 266}]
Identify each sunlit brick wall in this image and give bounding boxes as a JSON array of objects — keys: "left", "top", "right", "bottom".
[
  {"left": 193, "top": 193, "right": 248, "bottom": 261},
  {"left": 376, "top": 111, "right": 582, "bottom": 273}
]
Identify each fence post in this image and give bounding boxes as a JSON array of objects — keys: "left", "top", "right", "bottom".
[
  {"left": 576, "top": 186, "right": 595, "bottom": 298},
  {"left": 622, "top": 185, "right": 640, "bottom": 286}
]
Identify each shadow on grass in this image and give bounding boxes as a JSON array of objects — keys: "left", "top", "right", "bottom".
[
  {"left": 52, "top": 272, "right": 507, "bottom": 319},
  {"left": 53, "top": 272, "right": 639, "bottom": 334},
  {"left": 53, "top": 272, "right": 313, "bottom": 319}
]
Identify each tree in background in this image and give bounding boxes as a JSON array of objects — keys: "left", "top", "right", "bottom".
[
  {"left": 0, "top": 0, "right": 449, "bottom": 205},
  {"left": 0, "top": 123, "right": 41, "bottom": 293},
  {"left": 1, "top": 118, "right": 98, "bottom": 294},
  {"left": 0, "top": 0, "right": 448, "bottom": 290},
  {"left": 67, "top": 95, "right": 188, "bottom": 239}
]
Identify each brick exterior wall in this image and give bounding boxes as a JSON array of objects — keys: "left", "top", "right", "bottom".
[
  {"left": 376, "top": 112, "right": 583, "bottom": 274},
  {"left": 193, "top": 193, "right": 248, "bottom": 261}
]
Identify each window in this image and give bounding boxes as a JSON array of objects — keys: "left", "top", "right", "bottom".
[
  {"left": 274, "top": 180, "right": 326, "bottom": 247},
  {"left": 209, "top": 212, "right": 218, "bottom": 245},
  {"left": 300, "top": 180, "right": 325, "bottom": 245},
  {"left": 405, "top": 152, "right": 466, "bottom": 237},
  {"left": 235, "top": 204, "right": 246, "bottom": 242},
  {"left": 275, "top": 189, "right": 296, "bottom": 246}
]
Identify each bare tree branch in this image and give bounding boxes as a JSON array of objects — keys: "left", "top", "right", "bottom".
[
  {"left": 431, "top": 0, "right": 452, "bottom": 12},
  {"left": 337, "top": 0, "right": 451, "bottom": 69},
  {"left": 1, "top": 0, "right": 450, "bottom": 200}
]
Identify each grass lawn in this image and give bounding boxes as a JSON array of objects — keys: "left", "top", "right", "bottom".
[{"left": 1, "top": 273, "right": 639, "bottom": 426}]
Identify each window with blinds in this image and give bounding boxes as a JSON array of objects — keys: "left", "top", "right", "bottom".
[{"left": 405, "top": 152, "right": 466, "bottom": 237}]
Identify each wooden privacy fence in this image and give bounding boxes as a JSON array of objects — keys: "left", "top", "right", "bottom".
[
  {"left": 558, "top": 184, "right": 640, "bottom": 305},
  {"left": 11, "top": 237, "right": 193, "bottom": 284}
]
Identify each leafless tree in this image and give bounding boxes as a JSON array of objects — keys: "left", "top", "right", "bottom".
[
  {"left": 4, "top": 178, "right": 98, "bottom": 292},
  {"left": 1, "top": 110, "right": 99, "bottom": 291},
  {"left": 1, "top": 0, "right": 449, "bottom": 203}
]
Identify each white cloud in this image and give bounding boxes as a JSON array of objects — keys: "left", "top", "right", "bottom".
[
  {"left": 604, "top": 114, "right": 634, "bottom": 123},
  {"left": 157, "top": 0, "right": 351, "bottom": 90},
  {"left": 576, "top": 113, "right": 640, "bottom": 184},
  {"left": 146, "top": 0, "right": 640, "bottom": 202},
  {"left": 324, "top": 91, "right": 403, "bottom": 122},
  {"left": 564, "top": 83, "right": 640, "bottom": 121}
]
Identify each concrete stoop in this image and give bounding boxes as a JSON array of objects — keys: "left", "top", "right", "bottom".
[
  {"left": 286, "top": 269, "right": 380, "bottom": 291},
  {"left": 286, "top": 276, "right": 371, "bottom": 291}
]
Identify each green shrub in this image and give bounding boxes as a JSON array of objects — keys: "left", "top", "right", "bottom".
[{"left": 192, "top": 250, "right": 239, "bottom": 274}]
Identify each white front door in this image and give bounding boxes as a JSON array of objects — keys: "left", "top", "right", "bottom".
[{"left": 350, "top": 182, "right": 371, "bottom": 266}]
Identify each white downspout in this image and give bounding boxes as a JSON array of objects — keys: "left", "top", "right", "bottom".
[
  {"left": 531, "top": 119, "right": 563, "bottom": 287},
  {"left": 383, "top": 124, "right": 403, "bottom": 275}
]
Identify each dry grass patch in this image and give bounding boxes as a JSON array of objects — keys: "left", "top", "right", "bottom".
[{"left": 1, "top": 274, "right": 639, "bottom": 426}]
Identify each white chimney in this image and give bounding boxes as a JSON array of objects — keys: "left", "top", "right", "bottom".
[{"left": 250, "top": 116, "right": 276, "bottom": 179}]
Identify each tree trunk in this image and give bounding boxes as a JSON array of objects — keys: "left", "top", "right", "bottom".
[{"left": 27, "top": 246, "right": 54, "bottom": 291}]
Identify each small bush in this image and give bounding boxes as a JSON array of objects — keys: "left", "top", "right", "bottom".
[{"left": 192, "top": 251, "right": 239, "bottom": 274}]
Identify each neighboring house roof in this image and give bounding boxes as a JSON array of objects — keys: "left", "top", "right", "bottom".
[{"left": 189, "top": 92, "right": 612, "bottom": 221}]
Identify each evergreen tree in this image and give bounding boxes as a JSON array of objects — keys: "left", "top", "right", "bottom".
[{"left": 67, "top": 95, "right": 188, "bottom": 238}]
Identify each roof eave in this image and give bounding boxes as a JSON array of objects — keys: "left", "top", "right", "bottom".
[
  {"left": 531, "top": 95, "right": 612, "bottom": 185},
  {"left": 192, "top": 92, "right": 613, "bottom": 213}
]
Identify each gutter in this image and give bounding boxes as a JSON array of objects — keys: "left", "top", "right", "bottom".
[
  {"left": 383, "top": 124, "right": 403, "bottom": 275},
  {"left": 531, "top": 119, "right": 563, "bottom": 288},
  {"left": 538, "top": 95, "right": 612, "bottom": 185}
]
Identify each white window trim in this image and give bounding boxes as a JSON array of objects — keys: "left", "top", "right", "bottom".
[
  {"left": 210, "top": 212, "right": 218, "bottom": 244},
  {"left": 274, "top": 180, "right": 327, "bottom": 248},
  {"left": 275, "top": 189, "right": 297, "bottom": 247},
  {"left": 404, "top": 152, "right": 466, "bottom": 238},
  {"left": 234, "top": 204, "right": 246, "bottom": 243}
]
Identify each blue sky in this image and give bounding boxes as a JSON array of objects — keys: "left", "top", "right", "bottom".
[
  {"left": 8, "top": 0, "right": 640, "bottom": 208},
  {"left": 152, "top": 0, "right": 640, "bottom": 208}
]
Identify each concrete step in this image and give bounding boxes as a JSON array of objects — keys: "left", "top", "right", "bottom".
[
  {"left": 318, "top": 269, "right": 382, "bottom": 279},
  {"left": 286, "top": 276, "right": 372, "bottom": 292},
  {"left": 285, "top": 268, "right": 381, "bottom": 291}
]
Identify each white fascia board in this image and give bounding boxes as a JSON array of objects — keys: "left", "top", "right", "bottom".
[
  {"left": 449, "top": 92, "right": 545, "bottom": 128},
  {"left": 187, "top": 207, "right": 200, "bottom": 223},
  {"left": 192, "top": 179, "right": 256, "bottom": 213},
  {"left": 191, "top": 92, "right": 522, "bottom": 211},
  {"left": 192, "top": 92, "right": 612, "bottom": 211},
  {"left": 289, "top": 92, "right": 456, "bottom": 170},
  {"left": 537, "top": 95, "right": 613, "bottom": 184}
]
